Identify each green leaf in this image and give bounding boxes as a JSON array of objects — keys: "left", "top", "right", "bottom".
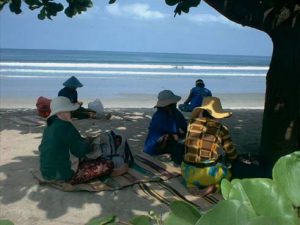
[
  {"left": 246, "top": 216, "right": 279, "bottom": 225},
  {"left": 0, "top": 220, "right": 14, "bottom": 225},
  {"left": 9, "top": 0, "right": 22, "bottom": 14},
  {"left": 131, "top": 215, "right": 152, "bottom": 225},
  {"left": 273, "top": 151, "right": 300, "bottom": 207},
  {"left": 37, "top": 7, "right": 46, "bottom": 20},
  {"left": 0, "top": 0, "right": 9, "bottom": 11},
  {"left": 64, "top": 6, "right": 75, "bottom": 17},
  {"left": 64, "top": 0, "right": 92, "bottom": 17},
  {"left": 86, "top": 215, "right": 117, "bottom": 225},
  {"left": 165, "top": 0, "right": 180, "bottom": 6},
  {"left": 24, "top": 0, "right": 42, "bottom": 9},
  {"left": 24, "top": 0, "right": 40, "bottom": 4},
  {"left": 196, "top": 200, "right": 255, "bottom": 225},
  {"left": 226, "top": 178, "right": 298, "bottom": 225},
  {"left": 174, "top": 0, "right": 201, "bottom": 17},
  {"left": 220, "top": 179, "right": 232, "bottom": 200},
  {"left": 164, "top": 200, "right": 202, "bottom": 225}
]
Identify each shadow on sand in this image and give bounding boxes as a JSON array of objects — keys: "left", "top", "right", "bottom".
[{"left": 0, "top": 108, "right": 263, "bottom": 224}]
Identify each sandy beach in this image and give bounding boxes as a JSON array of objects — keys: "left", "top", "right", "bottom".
[{"left": 0, "top": 107, "right": 263, "bottom": 225}]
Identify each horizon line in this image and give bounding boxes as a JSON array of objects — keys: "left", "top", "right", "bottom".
[{"left": 0, "top": 47, "right": 272, "bottom": 58}]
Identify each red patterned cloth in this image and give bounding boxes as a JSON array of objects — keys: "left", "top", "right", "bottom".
[{"left": 70, "top": 158, "right": 114, "bottom": 184}]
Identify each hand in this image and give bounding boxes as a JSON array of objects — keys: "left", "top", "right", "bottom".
[
  {"left": 179, "top": 128, "right": 185, "bottom": 134},
  {"left": 158, "top": 134, "right": 168, "bottom": 142},
  {"left": 173, "top": 134, "right": 179, "bottom": 141}
]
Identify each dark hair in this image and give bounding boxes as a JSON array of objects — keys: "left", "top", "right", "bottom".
[
  {"left": 202, "top": 110, "right": 214, "bottom": 119},
  {"left": 157, "top": 103, "right": 177, "bottom": 109},
  {"left": 196, "top": 79, "right": 205, "bottom": 88},
  {"left": 196, "top": 83, "right": 205, "bottom": 88},
  {"left": 157, "top": 103, "right": 177, "bottom": 115}
]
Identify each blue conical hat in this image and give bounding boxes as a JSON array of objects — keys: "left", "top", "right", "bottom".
[{"left": 63, "top": 76, "right": 83, "bottom": 88}]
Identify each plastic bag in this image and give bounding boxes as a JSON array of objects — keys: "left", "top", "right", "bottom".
[{"left": 88, "top": 99, "right": 104, "bottom": 116}]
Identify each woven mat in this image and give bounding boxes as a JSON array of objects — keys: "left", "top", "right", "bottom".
[
  {"left": 32, "top": 153, "right": 222, "bottom": 210},
  {"left": 32, "top": 153, "right": 180, "bottom": 192}
]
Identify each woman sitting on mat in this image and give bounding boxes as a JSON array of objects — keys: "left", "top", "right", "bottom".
[
  {"left": 39, "top": 96, "right": 124, "bottom": 184},
  {"left": 144, "top": 90, "right": 187, "bottom": 165},
  {"left": 182, "top": 96, "right": 238, "bottom": 195}
]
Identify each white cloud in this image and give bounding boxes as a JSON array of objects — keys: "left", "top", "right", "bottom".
[
  {"left": 106, "top": 4, "right": 122, "bottom": 16},
  {"left": 106, "top": 3, "right": 166, "bottom": 20},
  {"left": 188, "top": 13, "right": 239, "bottom": 27}
]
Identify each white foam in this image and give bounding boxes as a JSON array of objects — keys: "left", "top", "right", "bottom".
[
  {"left": 0, "top": 69, "right": 266, "bottom": 77},
  {"left": 0, "top": 62, "right": 269, "bottom": 71}
]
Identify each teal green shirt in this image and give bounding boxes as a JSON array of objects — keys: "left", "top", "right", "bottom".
[{"left": 39, "top": 116, "right": 89, "bottom": 181}]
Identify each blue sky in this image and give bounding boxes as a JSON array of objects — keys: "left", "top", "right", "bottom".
[{"left": 0, "top": 0, "right": 273, "bottom": 56}]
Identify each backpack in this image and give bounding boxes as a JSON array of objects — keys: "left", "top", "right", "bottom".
[{"left": 90, "top": 131, "right": 134, "bottom": 168}]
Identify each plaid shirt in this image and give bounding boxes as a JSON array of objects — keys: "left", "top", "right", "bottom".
[{"left": 184, "top": 117, "right": 237, "bottom": 164}]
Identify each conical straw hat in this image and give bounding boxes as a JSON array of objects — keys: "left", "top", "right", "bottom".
[
  {"left": 191, "top": 96, "right": 232, "bottom": 119},
  {"left": 63, "top": 76, "right": 83, "bottom": 88}
]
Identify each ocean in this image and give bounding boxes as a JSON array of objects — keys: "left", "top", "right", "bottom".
[{"left": 0, "top": 49, "right": 270, "bottom": 108}]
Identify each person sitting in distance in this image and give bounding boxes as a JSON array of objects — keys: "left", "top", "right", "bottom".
[
  {"left": 58, "top": 76, "right": 96, "bottom": 119},
  {"left": 179, "top": 79, "right": 212, "bottom": 112}
]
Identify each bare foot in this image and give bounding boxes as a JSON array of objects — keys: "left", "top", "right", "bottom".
[
  {"left": 110, "top": 163, "right": 129, "bottom": 177},
  {"left": 188, "top": 185, "right": 217, "bottom": 197}
]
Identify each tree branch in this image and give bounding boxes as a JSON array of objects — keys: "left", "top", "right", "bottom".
[
  {"left": 203, "top": 0, "right": 267, "bottom": 31},
  {"left": 203, "top": 0, "right": 300, "bottom": 33}
]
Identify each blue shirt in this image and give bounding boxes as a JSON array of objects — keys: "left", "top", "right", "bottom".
[
  {"left": 188, "top": 87, "right": 212, "bottom": 110},
  {"left": 58, "top": 87, "right": 78, "bottom": 103},
  {"left": 144, "top": 108, "right": 187, "bottom": 155}
]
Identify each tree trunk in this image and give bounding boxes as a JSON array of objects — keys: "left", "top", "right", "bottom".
[
  {"left": 202, "top": 1, "right": 300, "bottom": 175},
  {"left": 261, "top": 17, "right": 300, "bottom": 174}
]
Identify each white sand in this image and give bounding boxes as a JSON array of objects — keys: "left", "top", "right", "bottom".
[
  {"left": 0, "top": 108, "right": 263, "bottom": 225},
  {"left": 0, "top": 93, "right": 265, "bottom": 109}
]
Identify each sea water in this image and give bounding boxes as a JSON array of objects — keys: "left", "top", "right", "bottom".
[{"left": 0, "top": 49, "right": 270, "bottom": 108}]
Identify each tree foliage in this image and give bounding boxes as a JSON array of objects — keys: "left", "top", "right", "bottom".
[
  {"left": 0, "top": 0, "right": 299, "bottom": 32},
  {"left": 0, "top": 0, "right": 93, "bottom": 19}
]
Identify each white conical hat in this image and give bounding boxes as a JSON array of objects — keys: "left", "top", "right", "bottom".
[{"left": 48, "top": 96, "right": 80, "bottom": 118}]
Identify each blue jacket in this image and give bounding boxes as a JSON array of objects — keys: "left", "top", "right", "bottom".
[
  {"left": 188, "top": 87, "right": 212, "bottom": 110},
  {"left": 144, "top": 108, "right": 187, "bottom": 155}
]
